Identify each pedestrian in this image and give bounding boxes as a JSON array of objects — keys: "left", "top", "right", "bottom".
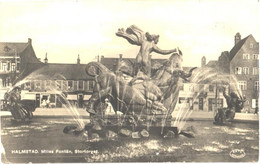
[
  {"left": 254, "top": 107, "right": 258, "bottom": 114},
  {"left": 46, "top": 98, "right": 50, "bottom": 108}
]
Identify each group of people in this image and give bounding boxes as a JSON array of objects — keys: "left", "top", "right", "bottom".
[{"left": 41, "top": 98, "right": 50, "bottom": 108}]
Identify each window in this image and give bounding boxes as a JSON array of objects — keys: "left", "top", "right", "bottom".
[
  {"left": 11, "top": 63, "right": 16, "bottom": 71},
  {"left": 68, "top": 80, "right": 73, "bottom": 90},
  {"left": 209, "top": 85, "right": 214, "bottom": 92},
  {"left": 2, "top": 63, "right": 7, "bottom": 71},
  {"left": 252, "top": 99, "right": 259, "bottom": 108},
  {"left": 74, "top": 81, "right": 78, "bottom": 90},
  {"left": 34, "top": 80, "right": 41, "bottom": 90},
  {"left": 63, "top": 81, "right": 67, "bottom": 90},
  {"left": 45, "top": 80, "right": 51, "bottom": 90},
  {"left": 252, "top": 54, "right": 259, "bottom": 60},
  {"left": 250, "top": 43, "right": 254, "bottom": 48},
  {"left": 235, "top": 67, "right": 242, "bottom": 74},
  {"left": 17, "top": 62, "right": 20, "bottom": 71},
  {"left": 253, "top": 67, "right": 259, "bottom": 75},
  {"left": 243, "top": 67, "right": 249, "bottom": 75},
  {"left": 7, "top": 78, "right": 10, "bottom": 86},
  {"left": 238, "top": 81, "right": 247, "bottom": 90},
  {"left": 24, "top": 82, "right": 31, "bottom": 90},
  {"left": 56, "top": 80, "right": 62, "bottom": 90},
  {"left": 243, "top": 53, "right": 250, "bottom": 59},
  {"left": 255, "top": 81, "right": 259, "bottom": 91},
  {"left": 178, "top": 97, "right": 189, "bottom": 104},
  {"left": 7, "top": 62, "right": 10, "bottom": 71},
  {"left": 2, "top": 78, "right": 6, "bottom": 87},
  {"left": 88, "top": 80, "right": 94, "bottom": 91},
  {"left": 78, "top": 80, "right": 84, "bottom": 90}
]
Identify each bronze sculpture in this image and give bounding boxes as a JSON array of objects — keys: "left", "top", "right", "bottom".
[
  {"left": 116, "top": 25, "right": 180, "bottom": 77},
  {"left": 85, "top": 25, "right": 196, "bottom": 129}
]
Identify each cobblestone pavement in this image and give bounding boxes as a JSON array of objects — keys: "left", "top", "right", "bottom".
[{"left": 1, "top": 117, "right": 259, "bottom": 163}]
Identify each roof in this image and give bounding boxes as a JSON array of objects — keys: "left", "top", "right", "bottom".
[
  {"left": 206, "top": 60, "right": 218, "bottom": 68},
  {"left": 0, "top": 42, "right": 29, "bottom": 56},
  {"left": 229, "top": 35, "right": 251, "bottom": 61},
  {"left": 22, "top": 63, "right": 94, "bottom": 81},
  {"left": 100, "top": 56, "right": 167, "bottom": 71}
]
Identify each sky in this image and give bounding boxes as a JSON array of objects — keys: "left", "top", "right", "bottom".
[{"left": 0, "top": 0, "right": 259, "bottom": 67}]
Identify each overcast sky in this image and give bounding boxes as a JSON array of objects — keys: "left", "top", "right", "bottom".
[{"left": 0, "top": 0, "right": 259, "bottom": 66}]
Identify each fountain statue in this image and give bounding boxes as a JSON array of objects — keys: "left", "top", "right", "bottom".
[
  {"left": 4, "top": 86, "right": 34, "bottom": 121},
  {"left": 81, "top": 25, "right": 196, "bottom": 138},
  {"left": 214, "top": 86, "right": 246, "bottom": 125}
]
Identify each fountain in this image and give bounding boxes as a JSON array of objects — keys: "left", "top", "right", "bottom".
[
  {"left": 62, "top": 25, "right": 198, "bottom": 139},
  {"left": 4, "top": 72, "right": 86, "bottom": 129},
  {"left": 5, "top": 25, "right": 245, "bottom": 139}
]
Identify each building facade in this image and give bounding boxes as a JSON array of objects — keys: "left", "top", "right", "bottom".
[
  {"left": 100, "top": 54, "right": 228, "bottom": 112},
  {"left": 0, "top": 39, "right": 95, "bottom": 110},
  {"left": 15, "top": 55, "right": 95, "bottom": 108},
  {"left": 0, "top": 38, "right": 41, "bottom": 88},
  {"left": 218, "top": 33, "right": 259, "bottom": 113},
  {"left": 0, "top": 38, "right": 43, "bottom": 110}
]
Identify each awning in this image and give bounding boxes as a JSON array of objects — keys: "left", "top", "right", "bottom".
[
  {"left": 84, "top": 95, "right": 91, "bottom": 100},
  {"left": 21, "top": 93, "right": 35, "bottom": 100},
  {"left": 67, "top": 94, "right": 77, "bottom": 100}
]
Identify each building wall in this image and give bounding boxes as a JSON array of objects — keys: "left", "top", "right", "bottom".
[
  {"left": 230, "top": 36, "right": 259, "bottom": 112},
  {"left": 0, "top": 57, "right": 20, "bottom": 88},
  {"left": 19, "top": 79, "right": 95, "bottom": 108},
  {"left": 218, "top": 51, "right": 230, "bottom": 74},
  {"left": 178, "top": 83, "right": 228, "bottom": 112}
]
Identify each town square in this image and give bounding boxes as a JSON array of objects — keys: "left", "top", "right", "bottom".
[{"left": 0, "top": 0, "right": 259, "bottom": 163}]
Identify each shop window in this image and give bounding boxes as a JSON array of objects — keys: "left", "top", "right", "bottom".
[{"left": 68, "top": 80, "right": 73, "bottom": 90}]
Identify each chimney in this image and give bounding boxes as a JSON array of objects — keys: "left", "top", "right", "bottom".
[
  {"left": 28, "top": 38, "right": 32, "bottom": 44},
  {"left": 234, "top": 32, "right": 241, "bottom": 45},
  {"left": 100, "top": 55, "right": 104, "bottom": 63},
  {"left": 77, "top": 54, "right": 80, "bottom": 64},
  {"left": 119, "top": 54, "right": 123, "bottom": 61},
  {"left": 44, "top": 53, "right": 48, "bottom": 64},
  {"left": 201, "top": 56, "right": 206, "bottom": 67}
]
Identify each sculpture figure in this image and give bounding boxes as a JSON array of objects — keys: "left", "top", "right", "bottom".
[
  {"left": 214, "top": 87, "right": 246, "bottom": 124},
  {"left": 116, "top": 25, "right": 180, "bottom": 77},
  {"left": 4, "top": 87, "right": 34, "bottom": 121},
  {"left": 85, "top": 53, "right": 196, "bottom": 123}
]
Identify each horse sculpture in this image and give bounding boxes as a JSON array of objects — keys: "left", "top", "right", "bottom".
[{"left": 85, "top": 53, "right": 196, "bottom": 126}]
